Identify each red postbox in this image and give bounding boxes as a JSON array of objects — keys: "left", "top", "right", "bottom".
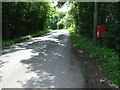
[{"left": 97, "top": 25, "right": 106, "bottom": 38}]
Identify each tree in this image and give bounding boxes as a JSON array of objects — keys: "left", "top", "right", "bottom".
[
  {"left": 49, "top": 12, "right": 66, "bottom": 30},
  {"left": 69, "top": 2, "right": 120, "bottom": 52},
  {"left": 2, "top": 2, "right": 52, "bottom": 40}
]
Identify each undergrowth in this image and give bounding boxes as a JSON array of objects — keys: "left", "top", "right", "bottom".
[
  {"left": 69, "top": 29, "right": 120, "bottom": 87},
  {"left": 2, "top": 29, "right": 52, "bottom": 47}
]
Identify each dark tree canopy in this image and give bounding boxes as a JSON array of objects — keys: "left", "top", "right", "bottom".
[{"left": 2, "top": 2, "right": 51, "bottom": 40}]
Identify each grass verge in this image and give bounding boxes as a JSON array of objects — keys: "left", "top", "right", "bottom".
[
  {"left": 2, "top": 29, "right": 52, "bottom": 47},
  {"left": 69, "top": 29, "right": 120, "bottom": 87}
]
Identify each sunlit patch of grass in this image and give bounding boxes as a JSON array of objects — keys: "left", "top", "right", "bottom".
[
  {"left": 2, "top": 29, "right": 52, "bottom": 47},
  {"left": 70, "top": 31, "right": 120, "bottom": 87}
]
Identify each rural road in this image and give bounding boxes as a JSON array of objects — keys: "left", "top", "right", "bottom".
[{"left": 0, "top": 30, "right": 85, "bottom": 89}]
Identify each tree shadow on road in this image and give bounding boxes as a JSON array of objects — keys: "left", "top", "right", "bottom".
[{"left": 1, "top": 30, "right": 75, "bottom": 88}]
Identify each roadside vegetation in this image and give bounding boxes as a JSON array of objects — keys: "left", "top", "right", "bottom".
[
  {"left": 66, "top": 2, "right": 120, "bottom": 87},
  {"left": 56, "top": 2, "right": 120, "bottom": 87},
  {"left": 69, "top": 2, "right": 120, "bottom": 54},
  {"left": 69, "top": 29, "right": 119, "bottom": 87},
  {"left": 2, "top": 29, "right": 52, "bottom": 46},
  {"left": 2, "top": 1, "right": 120, "bottom": 87},
  {"left": 2, "top": 2, "right": 54, "bottom": 46}
]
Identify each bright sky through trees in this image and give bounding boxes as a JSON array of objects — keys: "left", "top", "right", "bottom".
[
  {"left": 51, "top": 1, "right": 71, "bottom": 12},
  {"left": 51, "top": 0, "right": 59, "bottom": 7},
  {"left": 57, "top": 2, "right": 71, "bottom": 12}
]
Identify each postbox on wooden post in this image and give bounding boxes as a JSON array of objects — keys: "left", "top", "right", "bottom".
[{"left": 97, "top": 25, "right": 106, "bottom": 47}]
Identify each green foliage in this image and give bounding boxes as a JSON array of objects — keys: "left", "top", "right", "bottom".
[
  {"left": 57, "top": 13, "right": 74, "bottom": 29},
  {"left": 49, "top": 11, "right": 66, "bottom": 30},
  {"left": 49, "top": 2, "right": 73, "bottom": 30},
  {"left": 70, "top": 30, "right": 120, "bottom": 87},
  {"left": 57, "top": 2, "right": 65, "bottom": 8},
  {"left": 97, "top": 2, "right": 120, "bottom": 52},
  {"left": 69, "top": 2, "right": 120, "bottom": 52},
  {"left": 2, "top": 29, "right": 52, "bottom": 46},
  {"left": 69, "top": 2, "right": 94, "bottom": 38},
  {"left": 2, "top": 2, "right": 52, "bottom": 40}
]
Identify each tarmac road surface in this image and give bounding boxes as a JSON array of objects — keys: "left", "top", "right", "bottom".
[{"left": 0, "top": 30, "right": 85, "bottom": 89}]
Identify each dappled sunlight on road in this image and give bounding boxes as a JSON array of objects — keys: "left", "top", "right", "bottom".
[
  {"left": 0, "top": 30, "right": 85, "bottom": 88},
  {"left": 2, "top": 30, "right": 69, "bottom": 55},
  {"left": 0, "top": 49, "right": 39, "bottom": 88}
]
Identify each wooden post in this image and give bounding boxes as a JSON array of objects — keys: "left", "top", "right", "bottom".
[{"left": 93, "top": 0, "right": 98, "bottom": 44}]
